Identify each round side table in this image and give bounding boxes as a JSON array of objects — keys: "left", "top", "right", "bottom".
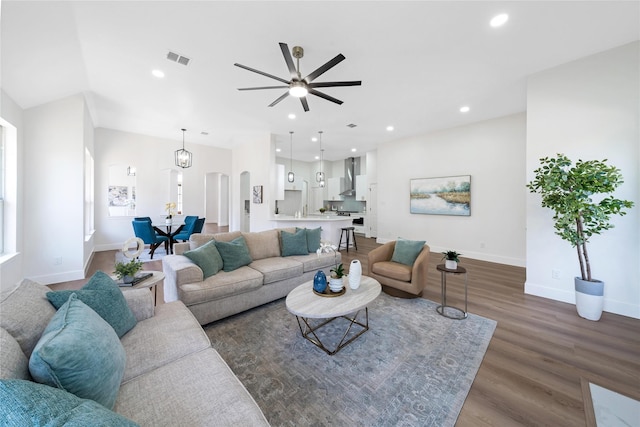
[{"left": 436, "top": 264, "right": 468, "bottom": 320}]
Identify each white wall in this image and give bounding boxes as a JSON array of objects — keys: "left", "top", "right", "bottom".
[
  {"left": 94, "top": 128, "right": 232, "bottom": 250},
  {"left": 0, "top": 91, "right": 24, "bottom": 292},
  {"left": 377, "top": 113, "right": 527, "bottom": 266},
  {"left": 526, "top": 42, "right": 639, "bottom": 319},
  {"left": 23, "top": 95, "right": 87, "bottom": 284},
  {"left": 231, "top": 133, "right": 274, "bottom": 232}
]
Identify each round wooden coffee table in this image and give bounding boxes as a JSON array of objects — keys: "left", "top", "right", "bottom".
[{"left": 286, "top": 275, "right": 381, "bottom": 355}]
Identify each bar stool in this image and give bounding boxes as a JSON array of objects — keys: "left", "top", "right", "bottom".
[{"left": 338, "top": 227, "right": 358, "bottom": 252}]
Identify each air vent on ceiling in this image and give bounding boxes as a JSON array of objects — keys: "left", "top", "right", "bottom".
[
  {"left": 167, "top": 51, "right": 191, "bottom": 66},
  {"left": 347, "top": 123, "right": 357, "bottom": 128}
]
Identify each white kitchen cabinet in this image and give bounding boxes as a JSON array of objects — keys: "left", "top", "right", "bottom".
[
  {"left": 327, "top": 177, "right": 344, "bottom": 201},
  {"left": 355, "top": 175, "right": 367, "bottom": 201}
]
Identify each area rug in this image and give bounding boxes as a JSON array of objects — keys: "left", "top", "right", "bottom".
[{"left": 205, "top": 292, "right": 497, "bottom": 427}]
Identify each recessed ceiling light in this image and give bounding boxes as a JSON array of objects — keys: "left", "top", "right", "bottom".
[
  {"left": 490, "top": 13, "right": 509, "bottom": 28},
  {"left": 460, "top": 106, "right": 470, "bottom": 113},
  {"left": 311, "top": 137, "right": 318, "bottom": 142},
  {"left": 314, "top": 155, "right": 320, "bottom": 160},
  {"left": 276, "top": 148, "right": 281, "bottom": 153},
  {"left": 351, "top": 148, "right": 357, "bottom": 152},
  {"left": 152, "top": 69, "right": 165, "bottom": 78},
  {"left": 288, "top": 113, "right": 296, "bottom": 119},
  {"left": 386, "top": 126, "right": 394, "bottom": 131}
]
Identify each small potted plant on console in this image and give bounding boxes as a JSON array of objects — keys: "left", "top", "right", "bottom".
[
  {"left": 442, "top": 250, "right": 461, "bottom": 270},
  {"left": 114, "top": 259, "right": 143, "bottom": 284}
]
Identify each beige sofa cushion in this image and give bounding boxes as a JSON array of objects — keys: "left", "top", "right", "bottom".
[
  {"left": 0, "top": 279, "right": 56, "bottom": 358},
  {"left": 120, "top": 301, "right": 210, "bottom": 382},
  {"left": 178, "top": 266, "right": 263, "bottom": 305},
  {"left": 249, "top": 257, "right": 303, "bottom": 284},
  {"left": 289, "top": 251, "right": 341, "bottom": 273},
  {"left": 242, "top": 229, "right": 281, "bottom": 260}
]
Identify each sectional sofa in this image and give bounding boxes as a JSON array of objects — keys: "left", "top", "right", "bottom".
[
  {"left": 162, "top": 228, "right": 341, "bottom": 325},
  {"left": 0, "top": 277, "right": 269, "bottom": 426}
]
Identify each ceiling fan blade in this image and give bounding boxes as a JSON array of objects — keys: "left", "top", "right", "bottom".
[
  {"left": 308, "top": 81, "right": 362, "bottom": 88},
  {"left": 279, "top": 42, "right": 297, "bottom": 80},
  {"left": 308, "top": 88, "right": 343, "bottom": 105},
  {"left": 304, "top": 54, "right": 345, "bottom": 83},
  {"left": 300, "top": 97, "right": 309, "bottom": 112},
  {"left": 234, "top": 63, "right": 290, "bottom": 85},
  {"left": 268, "top": 92, "right": 290, "bottom": 107},
  {"left": 238, "top": 85, "right": 289, "bottom": 91}
]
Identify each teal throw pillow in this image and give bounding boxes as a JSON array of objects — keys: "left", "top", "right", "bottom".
[
  {"left": 184, "top": 239, "right": 223, "bottom": 278},
  {"left": 29, "top": 294, "right": 127, "bottom": 409},
  {"left": 281, "top": 229, "right": 310, "bottom": 256},
  {"left": 0, "top": 379, "right": 139, "bottom": 426},
  {"left": 46, "top": 270, "right": 137, "bottom": 338},
  {"left": 391, "top": 238, "right": 426, "bottom": 266},
  {"left": 298, "top": 227, "right": 322, "bottom": 253},
  {"left": 215, "top": 236, "right": 253, "bottom": 272}
]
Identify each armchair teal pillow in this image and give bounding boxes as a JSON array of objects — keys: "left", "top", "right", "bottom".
[
  {"left": 46, "top": 270, "right": 136, "bottom": 338},
  {"left": 183, "top": 239, "right": 223, "bottom": 278},
  {"left": 29, "top": 294, "right": 127, "bottom": 409},
  {"left": 215, "top": 236, "right": 253, "bottom": 272},
  {"left": 281, "top": 229, "right": 310, "bottom": 256},
  {"left": 297, "top": 227, "right": 322, "bottom": 253},
  {"left": 391, "top": 238, "right": 426, "bottom": 266},
  {"left": 0, "top": 379, "right": 139, "bottom": 426}
]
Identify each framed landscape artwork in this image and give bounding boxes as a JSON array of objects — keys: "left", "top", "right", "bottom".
[{"left": 410, "top": 175, "right": 471, "bottom": 216}]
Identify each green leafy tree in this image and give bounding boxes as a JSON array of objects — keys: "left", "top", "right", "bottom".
[{"left": 527, "top": 154, "right": 634, "bottom": 282}]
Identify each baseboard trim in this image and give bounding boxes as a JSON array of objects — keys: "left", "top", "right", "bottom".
[{"left": 29, "top": 269, "right": 85, "bottom": 286}]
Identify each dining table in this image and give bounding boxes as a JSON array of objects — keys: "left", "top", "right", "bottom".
[{"left": 152, "top": 221, "right": 184, "bottom": 254}]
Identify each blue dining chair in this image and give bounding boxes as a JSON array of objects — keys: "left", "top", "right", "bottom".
[
  {"left": 172, "top": 217, "right": 199, "bottom": 242},
  {"left": 184, "top": 216, "right": 198, "bottom": 227},
  {"left": 132, "top": 220, "right": 169, "bottom": 259},
  {"left": 193, "top": 218, "right": 205, "bottom": 234},
  {"left": 134, "top": 217, "right": 152, "bottom": 222}
]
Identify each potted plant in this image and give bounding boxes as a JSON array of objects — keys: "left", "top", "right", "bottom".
[
  {"left": 527, "top": 154, "right": 634, "bottom": 321},
  {"left": 441, "top": 250, "right": 461, "bottom": 270},
  {"left": 329, "top": 263, "right": 345, "bottom": 292},
  {"left": 114, "top": 259, "right": 143, "bottom": 284},
  {"left": 319, "top": 207, "right": 326, "bottom": 214}
]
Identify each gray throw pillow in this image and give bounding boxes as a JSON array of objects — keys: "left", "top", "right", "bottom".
[
  {"left": 215, "top": 236, "right": 253, "bottom": 272},
  {"left": 46, "top": 271, "right": 137, "bottom": 338},
  {"left": 281, "top": 229, "right": 310, "bottom": 256},
  {"left": 29, "top": 294, "right": 127, "bottom": 409},
  {"left": 391, "top": 238, "right": 426, "bottom": 266},
  {"left": 184, "top": 239, "right": 223, "bottom": 278}
]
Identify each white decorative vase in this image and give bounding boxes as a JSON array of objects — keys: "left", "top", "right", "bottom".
[
  {"left": 445, "top": 260, "right": 457, "bottom": 270},
  {"left": 165, "top": 218, "right": 172, "bottom": 225},
  {"left": 575, "top": 277, "right": 604, "bottom": 321},
  {"left": 349, "top": 260, "right": 362, "bottom": 290},
  {"left": 329, "top": 278, "right": 343, "bottom": 292}
]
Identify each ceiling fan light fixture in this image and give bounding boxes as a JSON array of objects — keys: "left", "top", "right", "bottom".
[{"left": 289, "top": 81, "right": 308, "bottom": 98}]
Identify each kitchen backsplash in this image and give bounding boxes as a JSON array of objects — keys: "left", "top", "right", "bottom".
[{"left": 323, "top": 198, "right": 366, "bottom": 213}]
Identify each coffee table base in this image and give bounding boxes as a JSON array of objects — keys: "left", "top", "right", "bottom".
[{"left": 295, "top": 308, "right": 369, "bottom": 356}]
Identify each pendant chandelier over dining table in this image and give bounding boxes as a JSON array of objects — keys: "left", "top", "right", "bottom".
[
  {"left": 288, "top": 131, "right": 295, "bottom": 183},
  {"left": 175, "top": 128, "right": 193, "bottom": 169},
  {"left": 316, "top": 131, "right": 325, "bottom": 188}
]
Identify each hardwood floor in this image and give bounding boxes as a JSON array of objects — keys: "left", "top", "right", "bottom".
[{"left": 51, "top": 228, "right": 640, "bottom": 426}]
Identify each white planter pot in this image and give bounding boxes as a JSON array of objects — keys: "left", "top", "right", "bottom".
[
  {"left": 574, "top": 277, "right": 604, "bottom": 321},
  {"left": 165, "top": 218, "right": 173, "bottom": 225},
  {"left": 445, "top": 260, "right": 457, "bottom": 270},
  {"left": 329, "top": 278, "right": 343, "bottom": 292}
]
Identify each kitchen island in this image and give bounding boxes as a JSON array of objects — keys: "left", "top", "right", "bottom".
[{"left": 270, "top": 215, "right": 353, "bottom": 247}]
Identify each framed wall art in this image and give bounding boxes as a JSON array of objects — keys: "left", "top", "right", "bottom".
[
  {"left": 410, "top": 175, "right": 471, "bottom": 216},
  {"left": 252, "top": 185, "right": 263, "bottom": 204}
]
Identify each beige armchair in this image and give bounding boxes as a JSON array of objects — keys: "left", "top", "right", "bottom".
[{"left": 367, "top": 241, "right": 430, "bottom": 298}]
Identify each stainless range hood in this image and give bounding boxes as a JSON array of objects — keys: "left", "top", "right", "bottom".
[{"left": 340, "top": 157, "right": 361, "bottom": 196}]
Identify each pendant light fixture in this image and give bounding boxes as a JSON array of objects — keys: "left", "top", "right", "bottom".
[
  {"left": 315, "top": 131, "right": 325, "bottom": 188},
  {"left": 287, "top": 131, "right": 295, "bottom": 183},
  {"left": 175, "top": 128, "right": 192, "bottom": 169}
]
